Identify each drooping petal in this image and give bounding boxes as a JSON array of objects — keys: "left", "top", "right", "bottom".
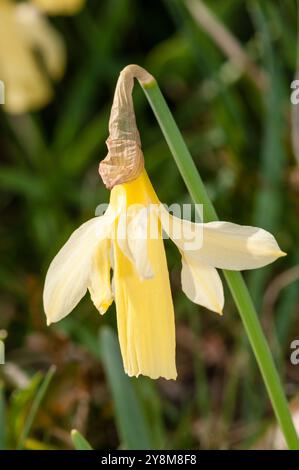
[
  {"left": 43, "top": 214, "right": 113, "bottom": 325},
  {"left": 113, "top": 215, "right": 177, "bottom": 380},
  {"left": 160, "top": 207, "right": 285, "bottom": 270},
  {"left": 117, "top": 206, "right": 153, "bottom": 280},
  {"left": 88, "top": 238, "right": 113, "bottom": 315},
  {"left": 159, "top": 205, "right": 203, "bottom": 252},
  {"left": 181, "top": 252, "right": 224, "bottom": 314},
  {"left": 196, "top": 221, "right": 285, "bottom": 270}
]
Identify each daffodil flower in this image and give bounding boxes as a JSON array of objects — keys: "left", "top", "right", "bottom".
[
  {"left": 0, "top": 1, "right": 65, "bottom": 114},
  {"left": 32, "top": 0, "right": 85, "bottom": 15},
  {"left": 43, "top": 65, "right": 285, "bottom": 380}
]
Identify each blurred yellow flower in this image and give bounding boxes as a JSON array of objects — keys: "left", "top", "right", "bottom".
[
  {"left": 43, "top": 170, "right": 284, "bottom": 380},
  {"left": 32, "top": 0, "right": 85, "bottom": 15},
  {"left": 0, "top": 0, "right": 65, "bottom": 114}
]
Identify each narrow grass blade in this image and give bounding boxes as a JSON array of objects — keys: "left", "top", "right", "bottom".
[
  {"left": 71, "top": 429, "right": 93, "bottom": 450},
  {"left": 17, "top": 365, "right": 56, "bottom": 450}
]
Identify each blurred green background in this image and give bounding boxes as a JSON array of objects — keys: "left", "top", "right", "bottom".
[{"left": 1, "top": 0, "right": 299, "bottom": 450}]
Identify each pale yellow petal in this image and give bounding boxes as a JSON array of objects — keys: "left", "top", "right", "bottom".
[
  {"left": 181, "top": 253, "right": 224, "bottom": 314},
  {"left": 117, "top": 207, "right": 153, "bottom": 280},
  {"left": 32, "top": 0, "right": 85, "bottom": 15},
  {"left": 88, "top": 237, "right": 113, "bottom": 315},
  {"left": 43, "top": 215, "right": 112, "bottom": 325},
  {"left": 160, "top": 207, "right": 284, "bottom": 270},
  {"left": 113, "top": 219, "right": 177, "bottom": 380},
  {"left": 159, "top": 205, "right": 203, "bottom": 251},
  {"left": 198, "top": 221, "right": 285, "bottom": 270}
]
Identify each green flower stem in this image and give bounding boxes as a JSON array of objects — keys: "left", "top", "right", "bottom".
[{"left": 141, "top": 79, "right": 299, "bottom": 450}]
